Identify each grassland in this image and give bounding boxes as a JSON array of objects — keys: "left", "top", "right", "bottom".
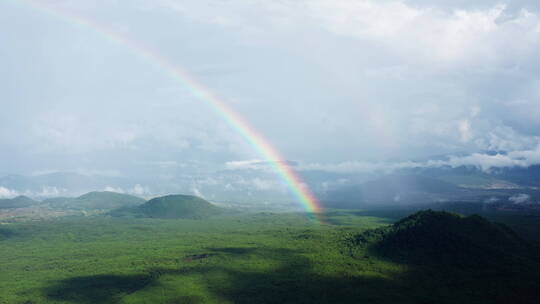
[{"left": 1, "top": 210, "right": 539, "bottom": 303}]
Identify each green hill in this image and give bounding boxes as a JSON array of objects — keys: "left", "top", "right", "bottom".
[
  {"left": 349, "top": 210, "right": 540, "bottom": 303},
  {"left": 0, "top": 196, "right": 38, "bottom": 209},
  {"left": 352, "top": 210, "right": 532, "bottom": 266},
  {"left": 128, "top": 194, "right": 224, "bottom": 219},
  {"left": 45, "top": 192, "right": 146, "bottom": 211}
]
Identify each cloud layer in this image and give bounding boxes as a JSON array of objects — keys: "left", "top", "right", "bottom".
[{"left": 1, "top": 0, "right": 540, "bottom": 197}]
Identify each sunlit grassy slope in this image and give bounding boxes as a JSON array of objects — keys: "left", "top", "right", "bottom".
[{"left": 1, "top": 210, "right": 539, "bottom": 304}]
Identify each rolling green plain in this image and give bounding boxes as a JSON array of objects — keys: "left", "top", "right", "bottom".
[{"left": 1, "top": 209, "right": 540, "bottom": 304}]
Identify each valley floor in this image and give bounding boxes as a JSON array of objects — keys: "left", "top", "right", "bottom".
[{"left": 1, "top": 210, "right": 539, "bottom": 303}]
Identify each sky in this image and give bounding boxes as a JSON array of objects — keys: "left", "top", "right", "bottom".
[{"left": 1, "top": 0, "right": 540, "bottom": 199}]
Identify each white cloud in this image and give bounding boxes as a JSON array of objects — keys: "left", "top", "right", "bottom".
[
  {"left": 300, "top": 145, "right": 540, "bottom": 173},
  {"left": 154, "top": 1, "right": 540, "bottom": 65},
  {"left": 0, "top": 187, "right": 19, "bottom": 199},
  {"left": 470, "top": 105, "right": 481, "bottom": 118},
  {"left": 225, "top": 159, "right": 263, "bottom": 170},
  {"left": 225, "top": 159, "right": 297, "bottom": 171},
  {"left": 4, "top": 0, "right": 540, "bottom": 189},
  {"left": 32, "top": 112, "right": 138, "bottom": 154},
  {"left": 306, "top": 2, "right": 540, "bottom": 65},
  {"left": 458, "top": 119, "right": 473, "bottom": 143},
  {"left": 75, "top": 169, "right": 124, "bottom": 177},
  {"left": 0, "top": 186, "right": 66, "bottom": 199},
  {"left": 477, "top": 126, "right": 540, "bottom": 152},
  {"left": 436, "top": 146, "right": 540, "bottom": 171},
  {"left": 104, "top": 186, "right": 125, "bottom": 193},
  {"left": 300, "top": 160, "right": 422, "bottom": 173},
  {"left": 129, "top": 184, "right": 150, "bottom": 196},
  {"left": 191, "top": 186, "right": 205, "bottom": 198},
  {"left": 36, "top": 186, "right": 64, "bottom": 197},
  {"left": 484, "top": 196, "right": 500, "bottom": 203},
  {"left": 104, "top": 184, "right": 149, "bottom": 196},
  {"left": 509, "top": 193, "right": 531, "bottom": 204},
  {"left": 251, "top": 178, "right": 286, "bottom": 191},
  {"left": 440, "top": 153, "right": 525, "bottom": 171}
]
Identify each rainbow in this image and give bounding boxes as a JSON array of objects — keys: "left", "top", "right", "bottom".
[{"left": 9, "top": 0, "right": 323, "bottom": 217}]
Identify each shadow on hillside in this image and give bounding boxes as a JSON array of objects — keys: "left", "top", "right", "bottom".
[
  {"left": 0, "top": 227, "right": 17, "bottom": 240},
  {"left": 43, "top": 247, "right": 410, "bottom": 304},
  {"left": 44, "top": 274, "right": 155, "bottom": 304},
  {"left": 207, "top": 247, "right": 257, "bottom": 255},
  {"left": 42, "top": 245, "right": 540, "bottom": 304},
  {"left": 156, "top": 247, "right": 410, "bottom": 304}
]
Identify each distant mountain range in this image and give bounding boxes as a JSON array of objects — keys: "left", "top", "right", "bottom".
[
  {"left": 0, "top": 171, "right": 295, "bottom": 203},
  {"left": 399, "top": 164, "right": 540, "bottom": 188},
  {"left": 0, "top": 172, "right": 128, "bottom": 197},
  {"left": 44, "top": 191, "right": 146, "bottom": 211},
  {"left": 3, "top": 164, "right": 540, "bottom": 207},
  {"left": 326, "top": 175, "right": 465, "bottom": 205},
  {"left": 322, "top": 165, "right": 540, "bottom": 209}
]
